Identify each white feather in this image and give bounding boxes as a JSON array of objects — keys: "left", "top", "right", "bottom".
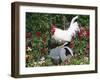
[{"left": 52, "top": 16, "right": 80, "bottom": 42}]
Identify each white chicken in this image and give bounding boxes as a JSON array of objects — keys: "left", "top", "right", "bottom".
[{"left": 51, "top": 16, "right": 80, "bottom": 43}]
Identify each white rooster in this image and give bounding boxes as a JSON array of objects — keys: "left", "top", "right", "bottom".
[{"left": 51, "top": 16, "right": 80, "bottom": 43}]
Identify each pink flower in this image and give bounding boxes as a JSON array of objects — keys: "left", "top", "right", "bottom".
[{"left": 36, "top": 31, "right": 41, "bottom": 37}]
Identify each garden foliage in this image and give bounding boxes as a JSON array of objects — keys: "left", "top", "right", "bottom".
[{"left": 26, "top": 12, "right": 89, "bottom": 67}]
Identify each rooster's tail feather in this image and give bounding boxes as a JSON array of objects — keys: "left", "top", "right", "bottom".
[{"left": 70, "top": 16, "right": 78, "bottom": 27}]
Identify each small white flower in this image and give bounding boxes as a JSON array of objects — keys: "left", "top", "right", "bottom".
[
  {"left": 40, "top": 57, "right": 45, "bottom": 61},
  {"left": 27, "top": 47, "right": 32, "bottom": 51},
  {"left": 38, "top": 60, "right": 45, "bottom": 65}
]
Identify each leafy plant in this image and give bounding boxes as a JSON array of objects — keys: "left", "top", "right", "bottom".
[{"left": 26, "top": 13, "right": 89, "bottom": 67}]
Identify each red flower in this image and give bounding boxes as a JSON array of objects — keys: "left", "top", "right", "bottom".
[
  {"left": 36, "top": 31, "right": 41, "bottom": 37},
  {"left": 78, "top": 27, "right": 88, "bottom": 40},
  {"left": 78, "top": 27, "right": 84, "bottom": 40},
  {"left": 78, "top": 31, "right": 82, "bottom": 40},
  {"left": 86, "top": 30, "right": 89, "bottom": 38}
]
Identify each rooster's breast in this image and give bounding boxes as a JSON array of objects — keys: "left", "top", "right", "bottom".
[{"left": 52, "top": 28, "right": 72, "bottom": 42}]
